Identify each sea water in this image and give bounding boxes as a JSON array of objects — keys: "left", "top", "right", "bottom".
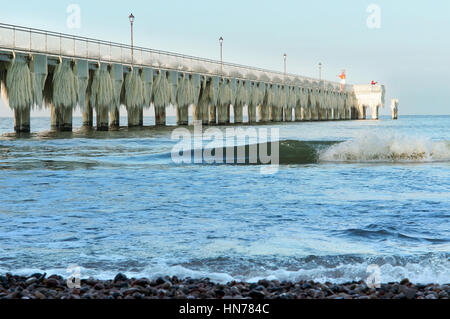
[{"left": 0, "top": 115, "right": 448, "bottom": 284}]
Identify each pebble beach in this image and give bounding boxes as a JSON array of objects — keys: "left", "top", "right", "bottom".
[{"left": 0, "top": 273, "right": 448, "bottom": 300}]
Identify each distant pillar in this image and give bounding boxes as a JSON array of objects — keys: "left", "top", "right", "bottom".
[
  {"left": 234, "top": 103, "right": 244, "bottom": 124},
  {"left": 248, "top": 104, "right": 257, "bottom": 124},
  {"left": 209, "top": 105, "right": 217, "bottom": 125},
  {"left": 392, "top": 108, "right": 398, "bottom": 120},
  {"left": 217, "top": 104, "right": 228, "bottom": 125},
  {"left": 14, "top": 107, "right": 31, "bottom": 133},
  {"left": 391, "top": 99, "right": 399, "bottom": 120},
  {"left": 110, "top": 106, "right": 120, "bottom": 129},
  {"left": 295, "top": 103, "right": 302, "bottom": 122},
  {"left": 371, "top": 106, "right": 379, "bottom": 120}
]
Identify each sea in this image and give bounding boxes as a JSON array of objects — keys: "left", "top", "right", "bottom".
[{"left": 0, "top": 114, "right": 449, "bottom": 284}]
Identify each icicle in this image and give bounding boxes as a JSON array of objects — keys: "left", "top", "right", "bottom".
[
  {"left": 234, "top": 80, "right": 247, "bottom": 123},
  {"left": 52, "top": 59, "right": 78, "bottom": 112},
  {"left": 90, "top": 65, "right": 114, "bottom": 112},
  {"left": 123, "top": 68, "right": 144, "bottom": 111},
  {"left": 30, "top": 55, "right": 48, "bottom": 110},
  {"left": 108, "top": 64, "right": 123, "bottom": 110},
  {"left": 5, "top": 58, "right": 34, "bottom": 111},
  {"left": 74, "top": 60, "right": 89, "bottom": 110},
  {"left": 152, "top": 71, "right": 171, "bottom": 125},
  {"left": 176, "top": 73, "right": 192, "bottom": 125}
]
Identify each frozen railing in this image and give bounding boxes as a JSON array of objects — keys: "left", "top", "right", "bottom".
[{"left": 0, "top": 23, "right": 350, "bottom": 91}]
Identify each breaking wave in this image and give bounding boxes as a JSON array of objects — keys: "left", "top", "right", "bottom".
[{"left": 318, "top": 133, "right": 450, "bottom": 163}]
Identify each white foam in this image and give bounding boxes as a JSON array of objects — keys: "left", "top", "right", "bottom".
[
  {"left": 319, "top": 132, "right": 450, "bottom": 163},
  {"left": 2, "top": 259, "right": 448, "bottom": 285}
]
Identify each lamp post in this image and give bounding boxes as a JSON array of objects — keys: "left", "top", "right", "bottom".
[
  {"left": 319, "top": 62, "right": 322, "bottom": 81},
  {"left": 129, "top": 13, "right": 135, "bottom": 65},
  {"left": 219, "top": 37, "right": 223, "bottom": 74},
  {"left": 283, "top": 53, "right": 287, "bottom": 77}
]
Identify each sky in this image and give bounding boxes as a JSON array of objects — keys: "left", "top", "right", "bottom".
[{"left": 0, "top": 0, "right": 449, "bottom": 116}]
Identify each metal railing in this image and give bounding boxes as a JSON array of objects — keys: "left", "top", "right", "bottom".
[{"left": 0, "top": 22, "right": 350, "bottom": 91}]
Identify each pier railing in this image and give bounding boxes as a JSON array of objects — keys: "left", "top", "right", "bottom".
[{"left": 0, "top": 23, "right": 349, "bottom": 90}]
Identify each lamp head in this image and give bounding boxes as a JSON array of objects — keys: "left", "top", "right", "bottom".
[{"left": 129, "top": 13, "right": 135, "bottom": 23}]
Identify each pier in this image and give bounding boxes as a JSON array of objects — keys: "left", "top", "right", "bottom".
[{"left": 0, "top": 23, "right": 386, "bottom": 133}]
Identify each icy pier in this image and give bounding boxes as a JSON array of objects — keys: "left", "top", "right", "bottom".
[{"left": 0, "top": 23, "right": 385, "bottom": 133}]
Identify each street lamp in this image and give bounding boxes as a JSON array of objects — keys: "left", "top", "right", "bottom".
[
  {"left": 283, "top": 53, "right": 287, "bottom": 77},
  {"left": 319, "top": 62, "right": 322, "bottom": 81},
  {"left": 219, "top": 37, "right": 224, "bottom": 74},
  {"left": 129, "top": 13, "right": 135, "bottom": 64}
]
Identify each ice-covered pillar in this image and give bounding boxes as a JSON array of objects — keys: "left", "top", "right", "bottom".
[
  {"left": 295, "top": 87, "right": 303, "bottom": 122},
  {"left": 127, "top": 108, "right": 138, "bottom": 127},
  {"left": 82, "top": 69, "right": 93, "bottom": 128},
  {"left": 175, "top": 73, "right": 189, "bottom": 126},
  {"left": 217, "top": 78, "right": 231, "bottom": 125},
  {"left": 246, "top": 81, "right": 256, "bottom": 124},
  {"left": 109, "top": 64, "right": 123, "bottom": 129},
  {"left": 169, "top": 70, "right": 182, "bottom": 125},
  {"left": 391, "top": 98, "right": 399, "bottom": 120},
  {"left": 233, "top": 80, "right": 243, "bottom": 124},
  {"left": 14, "top": 108, "right": 30, "bottom": 133},
  {"left": 192, "top": 74, "right": 203, "bottom": 124}
]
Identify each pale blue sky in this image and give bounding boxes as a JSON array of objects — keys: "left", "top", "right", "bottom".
[{"left": 1, "top": 0, "right": 449, "bottom": 116}]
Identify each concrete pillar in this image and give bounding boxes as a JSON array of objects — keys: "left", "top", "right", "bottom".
[
  {"left": 302, "top": 107, "right": 310, "bottom": 121},
  {"left": 217, "top": 104, "right": 228, "bottom": 125},
  {"left": 209, "top": 105, "right": 216, "bottom": 125},
  {"left": 327, "top": 109, "right": 333, "bottom": 121},
  {"left": 110, "top": 106, "right": 120, "bottom": 129},
  {"left": 392, "top": 108, "right": 398, "bottom": 120},
  {"left": 82, "top": 96, "right": 93, "bottom": 127},
  {"left": 97, "top": 107, "right": 109, "bottom": 131},
  {"left": 155, "top": 106, "right": 166, "bottom": 126},
  {"left": 248, "top": 104, "right": 257, "bottom": 124},
  {"left": 60, "top": 108, "right": 73, "bottom": 132},
  {"left": 193, "top": 104, "right": 201, "bottom": 123},
  {"left": 234, "top": 104, "right": 244, "bottom": 124},
  {"left": 14, "top": 107, "right": 30, "bottom": 133},
  {"left": 50, "top": 105, "right": 60, "bottom": 130},
  {"left": 139, "top": 109, "right": 144, "bottom": 126},
  {"left": 177, "top": 105, "right": 189, "bottom": 125},
  {"left": 284, "top": 107, "right": 292, "bottom": 122},
  {"left": 371, "top": 106, "right": 379, "bottom": 120},
  {"left": 295, "top": 103, "right": 302, "bottom": 122},
  {"left": 128, "top": 108, "right": 140, "bottom": 127}
]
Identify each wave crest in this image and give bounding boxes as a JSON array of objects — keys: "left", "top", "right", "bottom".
[{"left": 319, "top": 133, "right": 450, "bottom": 163}]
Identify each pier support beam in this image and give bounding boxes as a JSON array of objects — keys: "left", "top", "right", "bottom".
[
  {"left": 128, "top": 108, "right": 140, "bottom": 127},
  {"left": 97, "top": 107, "right": 109, "bottom": 131},
  {"left": 217, "top": 104, "right": 229, "bottom": 125},
  {"left": 371, "top": 106, "right": 379, "bottom": 120},
  {"left": 155, "top": 106, "right": 166, "bottom": 126},
  {"left": 110, "top": 106, "right": 120, "bottom": 129},
  {"left": 83, "top": 100, "right": 94, "bottom": 127},
  {"left": 14, "top": 107, "right": 30, "bottom": 133},
  {"left": 176, "top": 105, "right": 189, "bottom": 126},
  {"left": 209, "top": 106, "right": 217, "bottom": 125},
  {"left": 248, "top": 104, "right": 257, "bottom": 124},
  {"left": 234, "top": 104, "right": 244, "bottom": 124}
]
